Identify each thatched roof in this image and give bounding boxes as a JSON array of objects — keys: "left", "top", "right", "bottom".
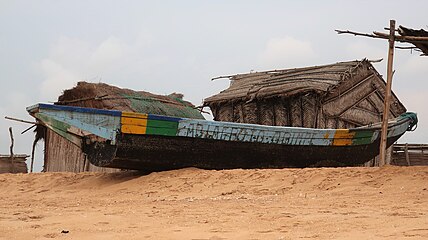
[
  {"left": 398, "top": 25, "right": 428, "bottom": 55},
  {"left": 56, "top": 82, "right": 204, "bottom": 119},
  {"left": 205, "top": 59, "right": 380, "bottom": 104}
]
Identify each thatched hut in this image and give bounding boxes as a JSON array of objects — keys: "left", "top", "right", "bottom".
[
  {"left": 37, "top": 82, "right": 204, "bottom": 173},
  {"left": 204, "top": 59, "right": 406, "bottom": 129}
]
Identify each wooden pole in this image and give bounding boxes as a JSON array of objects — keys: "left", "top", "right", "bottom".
[
  {"left": 30, "top": 138, "right": 37, "bottom": 173},
  {"left": 379, "top": 20, "right": 396, "bottom": 166},
  {"left": 9, "top": 127, "right": 15, "bottom": 173},
  {"left": 404, "top": 143, "right": 410, "bottom": 166}
]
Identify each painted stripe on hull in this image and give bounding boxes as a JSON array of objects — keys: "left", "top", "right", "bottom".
[{"left": 29, "top": 103, "right": 415, "bottom": 148}]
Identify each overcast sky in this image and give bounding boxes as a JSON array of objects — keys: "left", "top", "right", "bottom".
[{"left": 1, "top": 1, "right": 427, "bottom": 172}]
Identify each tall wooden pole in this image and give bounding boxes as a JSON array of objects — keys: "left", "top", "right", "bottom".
[
  {"left": 379, "top": 20, "right": 396, "bottom": 166},
  {"left": 9, "top": 127, "right": 15, "bottom": 173}
]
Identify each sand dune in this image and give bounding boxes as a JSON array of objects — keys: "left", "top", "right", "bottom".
[{"left": 0, "top": 166, "right": 427, "bottom": 239}]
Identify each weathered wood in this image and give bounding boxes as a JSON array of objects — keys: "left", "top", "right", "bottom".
[
  {"left": 9, "top": 127, "right": 15, "bottom": 173},
  {"left": 392, "top": 144, "right": 428, "bottom": 166},
  {"left": 4, "top": 116, "right": 37, "bottom": 125},
  {"left": 0, "top": 155, "right": 28, "bottom": 174},
  {"left": 336, "top": 29, "right": 428, "bottom": 43},
  {"left": 379, "top": 20, "right": 396, "bottom": 167},
  {"left": 405, "top": 143, "right": 410, "bottom": 166},
  {"left": 45, "top": 128, "right": 119, "bottom": 173},
  {"left": 30, "top": 137, "right": 37, "bottom": 173}
]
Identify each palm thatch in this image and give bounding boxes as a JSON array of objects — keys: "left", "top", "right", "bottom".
[
  {"left": 57, "top": 82, "right": 204, "bottom": 119},
  {"left": 398, "top": 25, "right": 428, "bottom": 55}
]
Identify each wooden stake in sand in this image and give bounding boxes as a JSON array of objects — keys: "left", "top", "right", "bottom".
[
  {"left": 336, "top": 19, "right": 406, "bottom": 166},
  {"left": 379, "top": 20, "right": 396, "bottom": 166},
  {"left": 9, "top": 127, "right": 15, "bottom": 173},
  {"left": 30, "top": 138, "right": 37, "bottom": 173}
]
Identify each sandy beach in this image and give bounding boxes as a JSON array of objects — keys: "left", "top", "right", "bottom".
[{"left": 0, "top": 166, "right": 427, "bottom": 239}]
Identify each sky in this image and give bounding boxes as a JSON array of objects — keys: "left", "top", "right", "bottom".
[{"left": 0, "top": 1, "right": 427, "bottom": 172}]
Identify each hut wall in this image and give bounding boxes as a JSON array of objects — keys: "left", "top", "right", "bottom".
[
  {"left": 273, "top": 100, "right": 289, "bottom": 126},
  {"left": 44, "top": 129, "right": 119, "bottom": 173},
  {"left": 323, "top": 73, "right": 377, "bottom": 117},
  {"left": 392, "top": 144, "right": 428, "bottom": 166},
  {"left": 214, "top": 103, "right": 233, "bottom": 122},
  {"left": 258, "top": 100, "right": 275, "bottom": 126},
  {"left": 243, "top": 102, "right": 258, "bottom": 124},
  {"left": 289, "top": 96, "right": 303, "bottom": 127},
  {"left": 211, "top": 93, "right": 319, "bottom": 128},
  {"left": 0, "top": 155, "right": 28, "bottom": 174}
]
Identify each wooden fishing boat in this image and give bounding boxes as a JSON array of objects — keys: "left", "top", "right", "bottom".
[{"left": 27, "top": 103, "right": 417, "bottom": 170}]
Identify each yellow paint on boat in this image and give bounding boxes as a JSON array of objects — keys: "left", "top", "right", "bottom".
[
  {"left": 121, "top": 112, "right": 148, "bottom": 134},
  {"left": 323, "top": 132, "right": 330, "bottom": 139},
  {"left": 332, "top": 129, "right": 355, "bottom": 146}
]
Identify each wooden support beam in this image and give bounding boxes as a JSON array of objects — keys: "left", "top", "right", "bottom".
[
  {"left": 5, "top": 116, "right": 37, "bottom": 125},
  {"left": 379, "top": 20, "right": 396, "bottom": 166},
  {"left": 336, "top": 29, "right": 428, "bottom": 43}
]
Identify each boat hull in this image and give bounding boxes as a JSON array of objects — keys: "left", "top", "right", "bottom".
[
  {"left": 84, "top": 133, "right": 403, "bottom": 171},
  {"left": 27, "top": 103, "right": 417, "bottom": 171}
]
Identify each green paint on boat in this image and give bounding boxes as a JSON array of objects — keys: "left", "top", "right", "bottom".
[
  {"left": 146, "top": 120, "right": 179, "bottom": 136},
  {"left": 352, "top": 130, "right": 374, "bottom": 145}
]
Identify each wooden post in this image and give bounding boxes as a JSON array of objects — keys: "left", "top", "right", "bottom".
[
  {"left": 405, "top": 143, "right": 410, "bottom": 166},
  {"left": 30, "top": 138, "right": 37, "bottom": 173},
  {"left": 379, "top": 19, "right": 396, "bottom": 166},
  {"left": 9, "top": 127, "right": 15, "bottom": 173}
]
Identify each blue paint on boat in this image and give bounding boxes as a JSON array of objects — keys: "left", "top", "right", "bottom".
[{"left": 27, "top": 103, "right": 122, "bottom": 117}]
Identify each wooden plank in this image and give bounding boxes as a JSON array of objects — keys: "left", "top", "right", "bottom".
[
  {"left": 44, "top": 128, "right": 120, "bottom": 173},
  {"left": 0, "top": 157, "right": 27, "bottom": 174},
  {"left": 405, "top": 143, "right": 410, "bottom": 166}
]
